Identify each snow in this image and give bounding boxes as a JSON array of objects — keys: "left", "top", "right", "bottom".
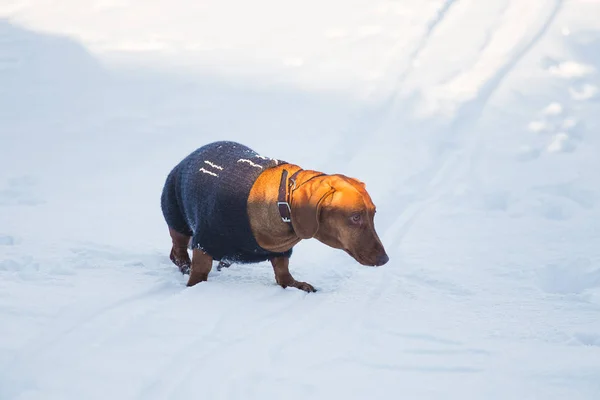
[
  {"left": 548, "top": 61, "right": 596, "bottom": 78},
  {"left": 1, "top": 0, "right": 600, "bottom": 399}
]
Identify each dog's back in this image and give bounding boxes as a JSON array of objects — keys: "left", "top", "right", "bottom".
[{"left": 161, "top": 141, "right": 292, "bottom": 263}]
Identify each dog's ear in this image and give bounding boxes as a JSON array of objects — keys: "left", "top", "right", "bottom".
[
  {"left": 347, "top": 177, "right": 366, "bottom": 189},
  {"left": 291, "top": 181, "right": 335, "bottom": 239}
]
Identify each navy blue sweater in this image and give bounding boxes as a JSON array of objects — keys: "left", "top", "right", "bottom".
[{"left": 161, "top": 141, "right": 293, "bottom": 263}]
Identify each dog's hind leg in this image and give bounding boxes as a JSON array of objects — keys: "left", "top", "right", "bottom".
[
  {"left": 169, "top": 227, "right": 192, "bottom": 274},
  {"left": 187, "top": 248, "right": 213, "bottom": 286}
]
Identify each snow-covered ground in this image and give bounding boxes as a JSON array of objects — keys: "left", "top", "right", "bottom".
[{"left": 1, "top": 0, "right": 600, "bottom": 398}]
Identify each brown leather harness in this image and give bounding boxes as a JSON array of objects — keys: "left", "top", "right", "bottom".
[
  {"left": 277, "top": 169, "right": 302, "bottom": 225},
  {"left": 277, "top": 169, "right": 326, "bottom": 230}
]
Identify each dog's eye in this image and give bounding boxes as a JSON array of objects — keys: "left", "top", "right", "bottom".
[{"left": 350, "top": 214, "right": 362, "bottom": 224}]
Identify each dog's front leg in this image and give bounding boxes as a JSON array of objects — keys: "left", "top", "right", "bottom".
[
  {"left": 187, "top": 249, "right": 213, "bottom": 287},
  {"left": 270, "top": 256, "right": 316, "bottom": 293}
]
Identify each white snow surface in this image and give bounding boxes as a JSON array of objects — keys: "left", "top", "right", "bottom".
[{"left": 1, "top": 0, "right": 600, "bottom": 399}]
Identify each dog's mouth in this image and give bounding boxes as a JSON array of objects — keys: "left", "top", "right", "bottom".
[{"left": 344, "top": 249, "right": 377, "bottom": 267}]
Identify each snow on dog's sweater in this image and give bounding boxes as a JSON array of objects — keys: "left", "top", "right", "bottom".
[{"left": 161, "top": 141, "right": 293, "bottom": 263}]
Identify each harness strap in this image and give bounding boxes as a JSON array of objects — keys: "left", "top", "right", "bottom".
[
  {"left": 277, "top": 169, "right": 303, "bottom": 227},
  {"left": 278, "top": 169, "right": 328, "bottom": 231}
]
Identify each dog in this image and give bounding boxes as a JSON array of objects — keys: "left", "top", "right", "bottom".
[{"left": 161, "top": 141, "right": 388, "bottom": 292}]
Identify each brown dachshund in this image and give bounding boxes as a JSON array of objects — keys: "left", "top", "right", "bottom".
[{"left": 162, "top": 141, "right": 388, "bottom": 292}]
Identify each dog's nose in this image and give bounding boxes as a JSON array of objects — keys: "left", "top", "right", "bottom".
[{"left": 375, "top": 253, "right": 389, "bottom": 266}]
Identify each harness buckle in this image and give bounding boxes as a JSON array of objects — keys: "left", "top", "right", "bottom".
[{"left": 277, "top": 201, "right": 292, "bottom": 222}]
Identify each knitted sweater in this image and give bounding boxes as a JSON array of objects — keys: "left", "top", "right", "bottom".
[{"left": 160, "top": 141, "right": 293, "bottom": 263}]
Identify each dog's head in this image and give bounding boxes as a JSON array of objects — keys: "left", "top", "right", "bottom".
[{"left": 290, "top": 174, "right": 388, "bottom": 267}]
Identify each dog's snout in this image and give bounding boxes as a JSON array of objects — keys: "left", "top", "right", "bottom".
[{"left": 375, "top": 253, "right": 389, "bottom": 266}]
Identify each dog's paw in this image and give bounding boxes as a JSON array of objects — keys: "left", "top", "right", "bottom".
[
  {"left": 187, "top": 272, "right": 208, "bottom": 287},
  {"left": 179, "top": 264, "right": 191, "bottom": 275},
  {"left": 293, "top": 281, "right": 317, "bottom": 293},
  {"left": 216, "top": 261, "right": 231, "bottom": 271},
  {"left": 169, "top": 247, "right": 191, "bottom": 275}
]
